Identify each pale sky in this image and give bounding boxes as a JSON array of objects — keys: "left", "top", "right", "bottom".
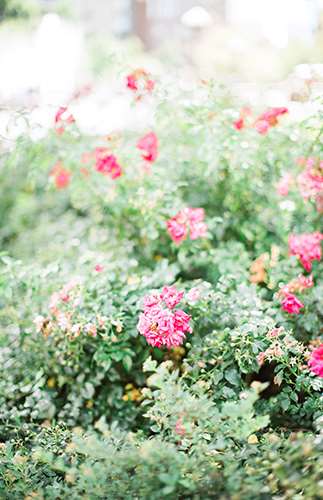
[{"left": 226, "top": 0, "right": 319, "bottom": 47}]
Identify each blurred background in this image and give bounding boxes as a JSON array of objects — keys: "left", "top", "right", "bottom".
[{"left": 2, "top": 0, "right": 323, "bottom": 134}]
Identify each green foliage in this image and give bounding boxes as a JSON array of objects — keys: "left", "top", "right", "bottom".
[
  {"left": 0, "top": 0, "right": 39, "bottom": 19},
  {"left": 0, "top": 76, "right": 322, "bottom": 497}
]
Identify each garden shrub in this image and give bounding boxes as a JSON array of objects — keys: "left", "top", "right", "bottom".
[{"left": 0, "top": 73, "right": 322, "bottom": 498}]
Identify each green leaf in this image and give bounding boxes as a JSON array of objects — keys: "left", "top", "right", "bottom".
[{"left": 122, "top": 356, "right": 133, "bottom": 372}]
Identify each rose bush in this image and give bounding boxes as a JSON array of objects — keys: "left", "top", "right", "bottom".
[{"left": 0, "top": 73, "right": 322, "bottom": 498}]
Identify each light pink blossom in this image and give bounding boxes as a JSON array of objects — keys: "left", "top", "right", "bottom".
[
  {"left": 281, "top": 274, "right": 314, "bottom": 295},
  {"left": 160, "top": 286, "right": 184, "bottom": 309},
  {"left": 297, "top": 157, "right": 323, "bottom": 200},
  {"left": 255, "top": 119, "right": 270, "bottom": 135},
  {"left": 166, "top": 219, "right": 187, "bottom": 244},
  {"left": 143, "top": 293, "right": 161, "bottom": 309},
  {"left": 175, "top": 417, "right": 186, "bottom": 436},
  {"left": 186, "top": 287, "right": 200, "bottom": 303},
  {"left": 266, "top": 327, "right": 283, "bottom": 339},
  {"left": 166, "top": 207, "right": 207, "bottom": 244},
  {"left": 137, "top": 132, "right": 158, "bottom": 162},
  {"left": 257, "top": 351, "right": 266, "bottom": 366},
  {"left": 276, "top": 173, "right": 294, "bottom": 196}
]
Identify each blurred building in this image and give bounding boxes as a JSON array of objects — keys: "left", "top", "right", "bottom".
[
  {"left": 43, "top": 0, "right": 321, "bottom": 50},
  {"left": 144, "top": 0, "right": 225, "bottom": 47},
  {"left": 71, "top": 0, "right": 226, "bottom": 47}
]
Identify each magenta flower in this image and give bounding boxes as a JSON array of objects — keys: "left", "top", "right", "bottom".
[
  {"left": 281, "top": 293, "right": 304, "bottom": 314},
  {"left": 308, "top": 344, "right": 323, "bottom": 378},
  {"left": 126, "top": 74, "right": 138, "bottom": 91},
  {"left": 233, "top": 117, "right": 244, "bottom": 130},
  {"left": 95, "top": 153, "right": 122, "bottom": 179}
]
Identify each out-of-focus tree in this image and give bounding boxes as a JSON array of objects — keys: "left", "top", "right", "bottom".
[{"left": 0, "top": 0, "right": 39, "bottom": 20}]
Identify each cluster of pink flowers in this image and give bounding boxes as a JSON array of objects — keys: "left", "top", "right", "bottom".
[
  {"left": 266, "top": 327, "right": 284, "bottom": 339},
  {"left": 35, "top": 279, "right": 81, "bottom": 337},
  {"left": 35, "top": 277, "right": 104, "bottom": 340},
  {"left": 276, "top": 157, "right": 323, "bottom": 213},
  {"left": 297, "top": 157, "right": 323, "bottom": 212},
  {"left": 50, "top": 161, "right": 71, "bottom": 189},
  {"left": 137, "top": 286, "right": 192, "bottom": 348},
  {"left": 95, "top": 148, "right": 122, "bottom": 179},
  {"left": 234, "top": 107, "right": 288, "bottom": 135},
  {"left": 288, "top": 232, "right": 323, "bottom": 272},
  {"left": 80, "top": 147, "right": 123, "bottom": 180},
  {"left": 281, "top": 274, "right": 314, "bottom": 295},
  {"left": 257, "top": 328, "right": 287, "bottom": 366},
  {"left": 257, "top": 329, "right": 309, "bottom": 375},
  {"left": 49, "top": 277, "right": 81, "bottom": 316},
  {"left": 254, "top": 107, "right": 288, "bottom": 135},
  {"left": 54, "top": 106, "right": 75, "bottom": 135},
  {"left": 126, "top": 69, "right": 155, "bottom": 99},
  {"left": 279, "top": 232, "right": 322, "bottom": 315},
  {"left": 137, "top": 132, "right": 158, "bottom": 163},
  {"left": 278, "top": 160, "right": 323, "bottom": 316},
  {"left": 308, "top": 344, "right": 323, "bottom": 378},
  {"left": 257, "top": 343, "right": 284, "bottom": 367},
  {"left": 166, "top": 208, "right": 207, "bottom": 244}
]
